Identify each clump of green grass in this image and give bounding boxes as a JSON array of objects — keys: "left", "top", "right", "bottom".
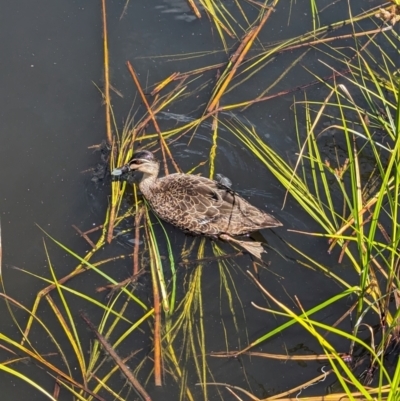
[{"left": 223, "top": 21, "right": 400, "bottom": 400}]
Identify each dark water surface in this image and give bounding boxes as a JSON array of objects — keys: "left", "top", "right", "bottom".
[{"left": 0, "top": 1, "right": 383, "bottom": 400}]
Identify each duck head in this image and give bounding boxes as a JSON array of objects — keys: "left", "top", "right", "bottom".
[{"left": 111, "top": 150, "right": 160, "bottom": 177}]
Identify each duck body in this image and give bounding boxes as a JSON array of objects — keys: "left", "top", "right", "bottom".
[
  {"left": 112, "top": 150, "right": 282, "bottom": 258},
  {"left": 139, "top": 173, "right": 281, "bottom": 238}
]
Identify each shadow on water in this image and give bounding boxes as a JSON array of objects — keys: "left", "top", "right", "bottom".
[{"left": 0, "top": 0, "right": 394, "bottom": 400}]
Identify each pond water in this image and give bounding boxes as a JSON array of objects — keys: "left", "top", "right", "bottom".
[{"left": 0, "top": 0, "right": 387, "bottom": 400}]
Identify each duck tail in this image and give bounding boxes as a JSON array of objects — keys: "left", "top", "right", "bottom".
[
  {"left": 236, "top": 240, "right": 265, "bottom": 260},
  {"left": 220, "top": 234, "right": 265, "bottom": 260}
]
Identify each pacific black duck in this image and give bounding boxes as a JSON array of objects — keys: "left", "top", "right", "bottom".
[{"left": 112, "top": 150, "right": 282, "bottom": 259}]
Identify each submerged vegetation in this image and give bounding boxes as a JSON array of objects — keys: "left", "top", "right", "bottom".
[{"left": 1, "top": 0, "right": 400, "bottom": 400}]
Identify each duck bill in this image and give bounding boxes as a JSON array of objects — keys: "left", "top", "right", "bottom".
[{"left": 111, "top": 164, "right": 130, "bottom": 176}]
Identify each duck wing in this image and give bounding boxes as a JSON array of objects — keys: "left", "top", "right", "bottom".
[{"left": 191, "top": 175, "right": 280, "bottom": 219}]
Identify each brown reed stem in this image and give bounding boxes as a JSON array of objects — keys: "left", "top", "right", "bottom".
[
  {"left": 207, "top": 27, "right": 257, "bottom": 112},
  {"left": 144, "top": 218, "right": 162, "bottom": 386},
  {"left": 126, "top": 61, "right": 181, "bottom": 174},
  {"left": 101, "top": 0, "right": 112, "bottom": 145},
  {"left": 283, "top": 25, "right": 392, "bottom": 53},
  {"left": 187, "top": 0, "right": 201, "bottom": 18},
  {"left": 72, "top": 225, "right": 96, "bottom": 249},
  {"left": 81, "top": 314, "right": 152, "bottom": 401},
  {"left": 207, "top": 5, "right": 276, "bottom": 112}
]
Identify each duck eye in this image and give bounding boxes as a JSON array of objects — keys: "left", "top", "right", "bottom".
[{"left": 130, "top": 159, "right": 142, "bottom": 165}]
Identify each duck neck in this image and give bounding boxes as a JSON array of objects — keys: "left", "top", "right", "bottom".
[{"left": 138, "top": 166, "right": 159, "bottom": 198}]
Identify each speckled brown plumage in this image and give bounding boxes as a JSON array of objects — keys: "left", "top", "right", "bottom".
[
  {"left": 112, "top": 150, "right": 282, "bottom": 259},
  {"left": 142, "top": 173, "right": 282, "bottom": 236}
]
